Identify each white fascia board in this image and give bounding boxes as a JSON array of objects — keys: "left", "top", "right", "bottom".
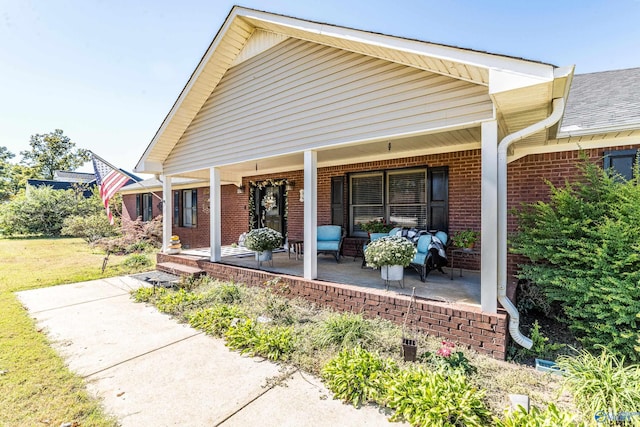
[
  {"left": 134, "top": 160, "right": 163, "bottom": 174},
  {"left": 238, "top": 8, "right": 555, "bottom": 79},
  {"left": 489, "top": 68, "right": 553, "bottom": 95},
  {"left": 135, "top": 8, "right": 247, "bottom": 173}
]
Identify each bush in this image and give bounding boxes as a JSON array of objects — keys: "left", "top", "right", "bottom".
[
  {"left": 316, "top": 312, "right": 375, "bottom": 349},
  {"left": 94, "top": 216, "right": 162, "bottom": 254},
  {"left": 384, "top": 366, "right": 491, "bottom": 427},
  {"left": 0, "top": 186, "right": 105, "bottom": 236},
  {"left": 556, "top": 347, "right": 640, "bottom": 419},
  {"left": 508, "top": 321, "right": 565, "bottom": 362},
  {"left": 61, "top": 213, "right": 118, "bottom": 242},
  {"left": 155, "top": 289, "right": 202, "bottom": 314},
  {"left": 512, "top": 155, "right": 640, "bottom": 361},
  {"left": 122, "top": 253, "right": 151, "bottom": 269},
  {"left": 494, "top": 403, "right": 579, "bottom": 427},
  {"left": 189, "top": 305, "right": 247, "bottom": 337},
  {"left": 224, "top": 319, "right": 295, "bottom": 361},
  {"left": 322, "top": 347, "right": 396, "bottom": 407}
]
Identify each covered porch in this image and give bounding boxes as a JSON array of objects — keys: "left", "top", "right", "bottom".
[{"left": 180, "top": 246, "right": 481, "bottom": 306}]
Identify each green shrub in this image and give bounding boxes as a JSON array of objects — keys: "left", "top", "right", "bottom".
[
  {"left": 384, "top": 366, "right": 491, "bottom": 427},
  {"left": 322, "top": 346, "right": 397, "bottom": 407},
  {"left": 61, "top": 213, "right": 118, "bottom": 242},
  {"left": 316, "top": 312, "right": 375, "bottom": 349},
  {"left": 131, "top": 286, "right": 166, "bottom": 303},
  {"left": 508, "top": 321, "right": 565, "bottom": 362},
  {"left": 512, "top": 155, "right": 640, "bottom": 361},
  {"left": 0, "top": 186, "right": 106, "bottom": 236},
  {"left": 210, "top": 282, "right": 243, "bottom": 304},
  {"left": 122, "top": 253, "right": 151, "bottom": 269},
  {"left": 155, "top": 288, "right": 202, "bottom": 314},
  {"left": 494, "top": 403, "right": 580, "bottom": 427},
  {"left": 224, "top": 319, "right": 295, "bottom": 361},
  {"left": 556, "top": 347, "right": 640, "bottom": 418},
  {"left": 516, "top": 280, "right": 552, "bottom": 317},
  {"left": 189, "top": 305, "right": 247, "bottom": 337}
]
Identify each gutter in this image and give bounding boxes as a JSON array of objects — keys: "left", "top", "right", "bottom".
[{"left": 497, "top": 97, "right": 566, "bottom": 349}]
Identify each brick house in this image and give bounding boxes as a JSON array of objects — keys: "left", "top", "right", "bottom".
[{"left": 123, "top": 6, "right": 640, "bottom": 358}]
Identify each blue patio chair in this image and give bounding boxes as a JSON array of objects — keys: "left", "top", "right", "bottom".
[
  {"left": 317, "top": 225, "right": 345, "bottom": 262},
  {"left": 409, "top": 231, "right": 449, "bottom": 282}
]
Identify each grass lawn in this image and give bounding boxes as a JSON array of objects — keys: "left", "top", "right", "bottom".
[{"left": 0, "top": 237, "right": 156, "bottom": 427}]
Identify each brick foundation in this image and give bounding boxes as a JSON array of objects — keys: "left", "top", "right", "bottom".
[{"left": 157, "top": 253, "right": 508, "bottom": 360}]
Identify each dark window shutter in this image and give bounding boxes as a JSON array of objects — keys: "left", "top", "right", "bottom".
[
  {"left": 173, "top": 191, "right": 179, "bottom": 226},
  {"left": 427, "top": 167, "right": 448, "bottom": 232},
  {"left": 331, "top": 176, "right": 344, "bottom": 226},
  {"left": 135, "top": 194, "right": 141, "bottom": 219},
  {"left": 604, "top": 149, "right": 637, "bottom": 181},
  {"left": 191, "top": 189, "right": 197, "bottom": 227}
]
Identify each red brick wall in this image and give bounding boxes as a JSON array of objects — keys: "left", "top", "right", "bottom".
[
  {"left": 121, "top": 192, "right": 163, "bottom": 222},
  {"left": 157, "top": 253, "right": 508, "bottom": 360}
]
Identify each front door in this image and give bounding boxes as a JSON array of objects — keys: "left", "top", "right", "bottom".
[{"left": 257, "top": 184, "right": 285, "bottom": 235}]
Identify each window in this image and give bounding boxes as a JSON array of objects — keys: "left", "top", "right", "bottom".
[
  {"left": 604, "top": 149, "right": 638, "bottom": 181},
  {"left": 182, "top": 189, "right": 197, "bottom": 227},
  {"left": 173, "top": 189, "right": 197, "bottom": 227},
  {"left": 349, "top": 168, "right": 444, "bottom": 236},
  {"left": 135, "top": 193, "right": 154, "bottom": 221}
]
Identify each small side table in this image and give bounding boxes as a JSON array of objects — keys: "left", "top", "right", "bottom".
[
  {"left": 289, "top": 240, "right": 304, "bottom": 260},
  {"left": 450, "top": 248, "right": 481, "bottom": 279}
]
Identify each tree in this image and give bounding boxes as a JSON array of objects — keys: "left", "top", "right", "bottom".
[
  {"left": 0, "top": 146, "right": 15, "bottom": 201},
  {"left": 20, "top": 129, "right": 90, "bottom": 180}
]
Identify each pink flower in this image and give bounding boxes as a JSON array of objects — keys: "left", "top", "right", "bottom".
[{"left": 436, "top": 341, "right": 455, "bottom": 358}]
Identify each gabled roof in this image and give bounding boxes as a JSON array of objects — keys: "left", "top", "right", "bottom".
[
  {"left": 136, "top": 6, "right": 566, "bottom": 175},
  {"left": 560, "top": 67, "right": 640, "bottom": 136}
]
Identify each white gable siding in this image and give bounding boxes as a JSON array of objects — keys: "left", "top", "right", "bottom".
[{"left": 164, "top": 38, "right": 492, "bottom": 174}]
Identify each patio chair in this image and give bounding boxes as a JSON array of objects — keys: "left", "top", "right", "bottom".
[
  {"left": 317, "top": 225, "right": 345, "bottom": 262},
  {"left": 409, "top": 231, "right": 449, "bottom": 282}
]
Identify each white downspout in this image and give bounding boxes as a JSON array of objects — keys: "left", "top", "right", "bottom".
[{"left": 497, "top": 97, "right": 565, "bottom": 349}]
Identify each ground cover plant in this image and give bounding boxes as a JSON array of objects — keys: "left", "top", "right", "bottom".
[
  {"left": 0, "top": 237, "right": 158, "bottom": 426},
  {"left": 131, "top": 276, "right": 627, "bottom": 426}
]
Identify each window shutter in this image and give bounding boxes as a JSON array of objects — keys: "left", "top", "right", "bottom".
[
  {"left": 604, "top": 149, "right": 637, "bottom": 181},
  {"left": 135, "top": 194, "right": 141, "bottom": 219},
  {"left": 331, "top": 176, "right": 344, "bottom": 226},
  {"left": 173, "top": 191, "right": 179, "bottom": 226},
  {"left": 427, "top": 167, "right": 448, "bottom": 232}
]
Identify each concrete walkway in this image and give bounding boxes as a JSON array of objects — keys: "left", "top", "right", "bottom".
[{"left": 17, "top": 277, "right": 396, "bottom": 426}]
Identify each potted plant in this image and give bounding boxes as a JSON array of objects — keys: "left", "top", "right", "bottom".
[
  {"left": 359, "top": 218, "right": 396, "bottom": 234},
  {"left": 244, "top": 227, "right": 283, "bottom": 263},
  {"left": 364, "top": 236, "right": 416, "bottom": 281},
  {"left": 452, "top": 229, "right": 479, "bottom": 251}
]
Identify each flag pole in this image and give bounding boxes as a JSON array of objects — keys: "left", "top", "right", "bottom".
[{"left": 88, "top": 150, "right": 164, "bottom": 202}]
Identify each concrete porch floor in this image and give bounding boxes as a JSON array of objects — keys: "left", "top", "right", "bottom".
[{"left": 181, "top": 247, "right": 481, "bottom": 306}]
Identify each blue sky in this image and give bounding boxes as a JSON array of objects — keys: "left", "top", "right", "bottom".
[{"left": 1, "top": 0, "right": 638, "bottom": 174}]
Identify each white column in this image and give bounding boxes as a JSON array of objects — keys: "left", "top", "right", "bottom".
[
  {"left": 303, "top": 150, "right": 318, "bottom": 279},
  {"left": 481, "top": 120, "right": 498, "bottom": 313},
  {"left": 210, "top": 167, "right": 221, "bottom": 262},
  {"left": 161, "top": 175, "right": 172, "bottom": 253}
]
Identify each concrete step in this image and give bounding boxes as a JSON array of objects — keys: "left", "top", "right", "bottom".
[{"left": 156, "top": 262, "right": 205, "bottom": 278}]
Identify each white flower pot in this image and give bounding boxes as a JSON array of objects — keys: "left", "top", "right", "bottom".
[
  {"left": 255, "top": 250, "right": 273, "bottom": 262},
  {"left": 381, "top": 265, "right": 404, "bottom": 281}
]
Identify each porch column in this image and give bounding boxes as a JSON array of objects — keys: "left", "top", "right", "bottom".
[
  {"left": 303, "top": 150, "right": 318, "bottom": 279},
  {"left": 161, "top": 175, "right": 172, "bottom": 253},
  {"left": 481, "top": 120, "right": 498, "bottom": 313},
  {"left": 210, "top": 167, "right": 222, "bottom": 262}
]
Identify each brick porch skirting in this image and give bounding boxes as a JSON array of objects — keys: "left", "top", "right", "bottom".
[{"left": 157, "top": 253, "right": 508, "bottom": 360}]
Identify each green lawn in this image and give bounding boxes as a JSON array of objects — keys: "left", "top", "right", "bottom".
[{"left": 0, "top": 237, "right": 155, "bottom": 426}]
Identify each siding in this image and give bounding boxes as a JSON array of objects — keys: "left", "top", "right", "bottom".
[{"left": 164, "top": 38, "right": 492, "bottom": 175}]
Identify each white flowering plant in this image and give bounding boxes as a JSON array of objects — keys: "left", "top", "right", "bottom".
[
  {"left": 364, "top": 236, "right": 417, "bottom": 268},
  {"left": 244, "top": 227, "right": 283, "bottom": 252}
]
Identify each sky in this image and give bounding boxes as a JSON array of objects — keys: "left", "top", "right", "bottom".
[{"left": 1, "top": 0, "right": 639, "bottom": 175}]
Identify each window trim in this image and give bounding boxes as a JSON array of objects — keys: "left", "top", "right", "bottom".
[
  {"left": 604, "top": 149, "right": 638, "bottom": 181},
  {"left": 348, "top": 167, "right": 430, "bottom": 237}
]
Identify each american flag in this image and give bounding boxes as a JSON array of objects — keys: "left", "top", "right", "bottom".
[{"left": 91, "top": 153, "right": 131, "bottom": 225}]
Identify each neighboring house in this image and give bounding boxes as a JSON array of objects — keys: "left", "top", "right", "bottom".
[
  {"left": 28, "top": 169, "right": 141, "bottom": 198},
  {"left": 27, "top": 170, "right": 97, "bottom": 197},
  {"left": 125, "top": 6, "right": 640, "bottom": 357}
]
